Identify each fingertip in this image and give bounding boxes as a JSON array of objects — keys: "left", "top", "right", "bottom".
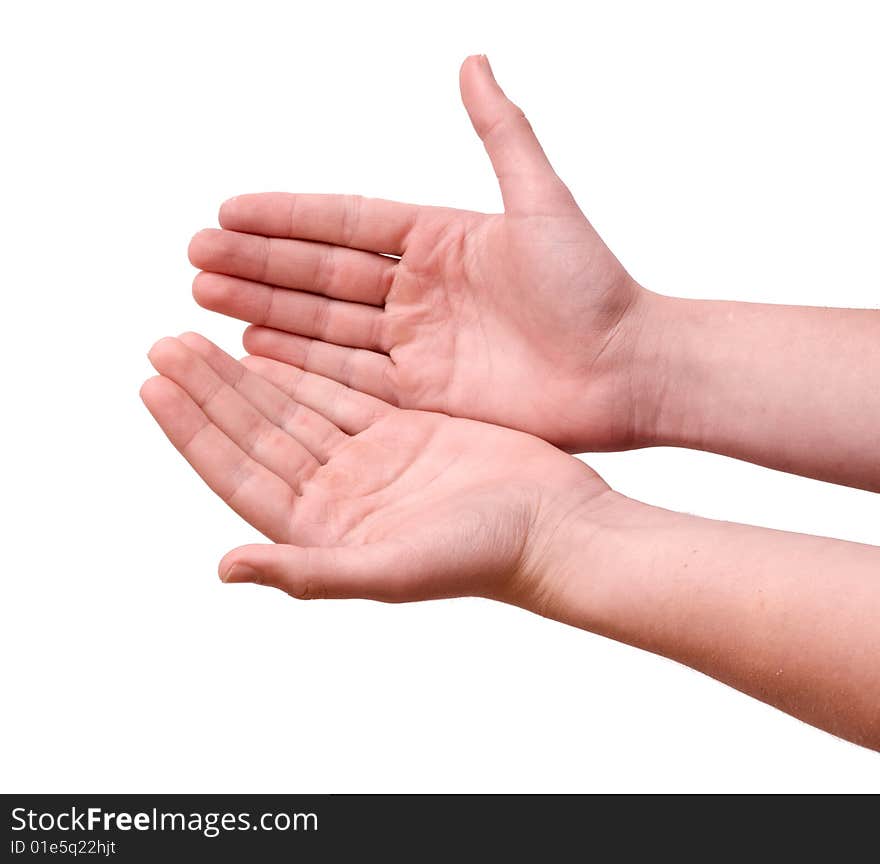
[
  {"left": 220, "top": 562, "right": 260, "bottom": 584},
  {"left": 219, "top": 194, "right": 258, "bottom": 229},
  {"left": 241, "top": 324, "right": 261, "bottom": 351},
  {"left": 177, "top": 330, "right": 209, "bottom": 349},
  {"left": 187, "top": 228, "right": 224, "bottom": 268},
  {"left": 218, "top": 547, "right": 241, "bottom": 582},
  {"left": 461, "top": 53, "right": 490, "bottom": 74},
  {"left": 459, "top": 54, "right": 480, "bottom": 91},
  {"left": 192, "top": 272, "right": 231, "bottom": 311},
  {"left": 191, "top": 271, "right": 209, "bottom": 304},
  {"left": 139, "top": 374, "right": 184, "bottom": 419},
  {"left": 147, "top": 337, "right": 201, "bottom": 381},
  {"left": 461, "top": 53, "right": 499, "bottom": 88},
  {"left": 459, "top": 53, "right": 509, "bottom": 132},
  {"left": 187, "top": 228, "right": 210, "bottom": 265},
  {"left": 147, "top": 335, "right": 179, "bottom": 364},
  {"left": 219, "top": 545, "right": 272, "bottom": 585},
  {"left": 139, "top": 374, "right": 165, "bottom": 404},
  {"left": 218, "top": 195, "right": 241, "bottom": 226}
]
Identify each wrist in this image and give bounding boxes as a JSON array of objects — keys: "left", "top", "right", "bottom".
[
  {"left": 619, "top": 290, "right": 708, "bottom": 450},
  {"left": 513, "top": 486, "right": 641, "bottom": 626},
  {"left": 517, "top": 488, "right": 700, "bottom": 645},
  {"left": 577, "top": 285, "right": 689, "bottom": 452}
]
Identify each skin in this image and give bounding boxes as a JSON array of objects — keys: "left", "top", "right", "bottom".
[
  {"left": 188, "top": 55, "right": 880, "bottom": 490},
  {"left": 141, "top": 333, "right": 608, "bottom": 603},
  {"left": 189, "top": 55, "right": 643, "bottom": 452},
  {"left": 141, "top": 335, "right": 880, "bottom": 750},
  {"left": 144, "top": 55, "right": 880, "bottom": 749}
]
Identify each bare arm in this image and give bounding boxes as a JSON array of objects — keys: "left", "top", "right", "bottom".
[
  {"left": 141, "top": 335, "right": 880, "bottom": 750},
  {"left": 630, "top": 295, "right": 880, "bottom": 491},
  {"left": 187, "top": 56, "right": 880, "bottom": 492},
  {"left": 530, "top": 491, "right": 880, "bottom": 749}
]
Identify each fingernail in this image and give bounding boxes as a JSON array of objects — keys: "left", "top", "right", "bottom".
[{"left": 222, "top": 563, "right": 259, "bottom": 583}]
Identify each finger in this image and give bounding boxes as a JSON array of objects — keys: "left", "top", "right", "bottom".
[
  {"left": 243, "top": 325, "right": 399, "bottom": 407},
  {"left": 219, "top": 542, "right": 419, "bottom": 602},
  {"left": 218, "top": 193, "right": 420, "bottom": 256},
  {"left": 459, "top": 54, "right": 572, "bottom": 215},
  {"left": 177, "top": 332, "right": 347, "bottom": 463},
  {"left": 148, "top": 337, "right": 319, "bottom": 491},
  {"left": 192, "top": 271, "right": 391, "bottom": 353},
  {"left": 241, "top": 354, "right": 393, "bottom": 436},
  {"left": 139, "top": 375, "right": 296, "bottom": 541},
  {"left": 188, "top": 228, "right": 395, "bottom": 306}
]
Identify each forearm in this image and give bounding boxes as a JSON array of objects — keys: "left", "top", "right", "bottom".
[
  {"left": 631, "top": 293, "right": 880, "bottom": 491},
  {"left": 529, "top": 492, "right": 880, "bottom": 749}
]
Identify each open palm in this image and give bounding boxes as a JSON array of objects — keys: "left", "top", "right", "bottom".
[
  {"left": 141, "top": 333, "right": 606, "bottom": 602},
  {"left": 189, "top": 56, "right": 643, "bottom": 452}
]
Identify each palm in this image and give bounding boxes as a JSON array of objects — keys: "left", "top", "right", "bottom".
[
  {"left": 189, "top": 56, "right": 640, "bottom": 451},
  {"left": 385, "top": 207, "right": 635, "bottom": 444},
  {"left": 141, "top": 334, "right": 605, "bottom": 602}
]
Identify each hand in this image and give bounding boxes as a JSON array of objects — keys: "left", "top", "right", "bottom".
[
  {"left": 140, "top": 333, "right": 608, "bottom": 603},
  {"left": 188, "top": 55, "right": 650, "bottom": 452},
  {"left": 141, "top": 337, "right": 880, "bottom": 748}
]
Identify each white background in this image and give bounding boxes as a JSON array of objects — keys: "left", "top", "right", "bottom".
[{"left": 2, "top": 1, "right": 878, "bottom": 792}]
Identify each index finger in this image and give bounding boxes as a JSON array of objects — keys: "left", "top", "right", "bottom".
[{"left": 219, "top": 193, "right": 420, "bottom": 256}]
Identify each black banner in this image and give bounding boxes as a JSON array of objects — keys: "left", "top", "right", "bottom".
[{"left": 2, "top": 794, "right": 874, "bottom": 860}]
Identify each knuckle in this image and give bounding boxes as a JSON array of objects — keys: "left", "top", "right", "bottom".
[
  {"left": 341, "top": 195, "right": 364, "bottom": 246},
  {"left": 315, "top": 246, "right": 338, "bottom": 294}
]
